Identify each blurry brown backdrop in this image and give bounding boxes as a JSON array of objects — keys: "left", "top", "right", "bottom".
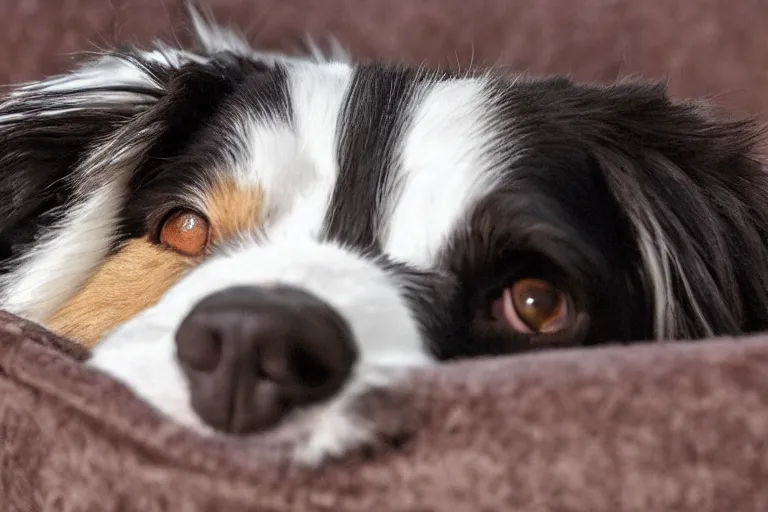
[{"left": 1, "top": 0, "right": 767, "bottom": 115}]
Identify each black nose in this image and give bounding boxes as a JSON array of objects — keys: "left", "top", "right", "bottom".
[{"left": 174, "top": 285, "right": 357, "bottom": 434}]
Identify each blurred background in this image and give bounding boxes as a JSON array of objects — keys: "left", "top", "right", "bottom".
[{"left": 1, "top": 0, "right": 766, "bottom": 116}]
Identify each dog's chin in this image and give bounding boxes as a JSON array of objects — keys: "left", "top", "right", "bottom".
[{"left": 88, "top": 308, "right": 422, "bottom": 466}]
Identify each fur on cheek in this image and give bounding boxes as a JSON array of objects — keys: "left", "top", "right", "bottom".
[{"left": 46, "top": 237, "right": 193, "bottom": 348}]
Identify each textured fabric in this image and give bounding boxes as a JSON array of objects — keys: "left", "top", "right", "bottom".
[{"left": 2, "top": 310, "right": 768, "bottom": 511}]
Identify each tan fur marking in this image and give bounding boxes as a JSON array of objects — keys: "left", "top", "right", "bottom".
[
  {"left": 205, "top": 180, "right": 265, "bottom": 242},
  {"left": 48, "top": 180, "right": 265, "bottom": 348},
  {"left": 47, "top": 238, "right": 192, "bottom": 348}
]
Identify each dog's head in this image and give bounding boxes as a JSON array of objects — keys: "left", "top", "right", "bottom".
[{"left": 2, "top": 13, "right": 768, "bottom": 439}]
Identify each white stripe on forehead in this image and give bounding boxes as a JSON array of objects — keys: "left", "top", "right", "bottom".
[
  {"left": 214, "top": 65, "right": 506, "bottom": 265},
  {"left": 383, "top": 75, "right": 503, "bottom": 268},
  {"left": 217, "top": 62, "right": 354, "bottom": 240}
]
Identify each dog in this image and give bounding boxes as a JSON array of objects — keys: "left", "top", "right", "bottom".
[{"left": 2, "top": 7, "right": 768, "bottom": 464}]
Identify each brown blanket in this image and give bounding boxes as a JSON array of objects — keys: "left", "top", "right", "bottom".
[{"left": 2, "top": 310, "right": 768, "bottom": 511}]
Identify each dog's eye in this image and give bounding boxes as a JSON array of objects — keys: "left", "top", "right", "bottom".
[
  {"left": 490, "top": 278, "right": 570, "bottom": 333},
  {"left": 159, "top": 210, "right": 211, "bottom": 256}
]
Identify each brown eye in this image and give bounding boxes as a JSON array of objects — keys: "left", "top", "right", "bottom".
[
  {"left": 491, "top": 278, "right": 570, "bottom": 333},
  {"left": 159, "top": 209, "right": 210, "bottom": 256}
]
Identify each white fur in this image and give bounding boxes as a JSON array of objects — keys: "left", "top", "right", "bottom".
[
  {"left": 0, "top": 128, "right": 158, "bottom": 321},
  {"left": 0, "top": 177, "right": 127, "bottom": 321},
  {"left": 235, "top": 61, "right": 353, "bottom": 238},
  {"left": 635, "top": 209, "right": 713, "bottom": 339},
  {"left": 385, "top": 77, "right": 502, "bottom": 267},
  {"left": 188, "top": 3, "right": 255, "bottom": 57}
]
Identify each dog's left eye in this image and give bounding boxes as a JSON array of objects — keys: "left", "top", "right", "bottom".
[
  {"left": 490, "top": 278, "right": 571, "bottom": 334},
  {"left": 159, "top": 209, "right": 211, "bottom": 257}
]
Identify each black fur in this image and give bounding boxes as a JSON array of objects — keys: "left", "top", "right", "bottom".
[
  {"left": 115, "top": 54, "right": 291, "bottom": 248},
  {"left": 322, "top": 64, "right": 437, "bottom": 251},
  {"left": 399, "top": 77, "right": 768, "bottom": 359},
  {"left": 0, "top": 51, "right": 177, "bottom": 272}
]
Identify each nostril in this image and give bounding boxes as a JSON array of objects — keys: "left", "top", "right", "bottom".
[
  {"left": 175, "top": 316, "right": 222, "bottom": 372},
  {"left": 281, "top": 311, "right": 357, "bottom": 402},
  {"left": 289, "top": 346, "right": 334, "bottom": 388}
]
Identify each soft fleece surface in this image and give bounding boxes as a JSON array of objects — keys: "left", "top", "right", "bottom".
[
  {"left": 2, "top": 311, "right": 768, "bottom": 511},
  {"left": 3, "top": 0, "right": 768, "bottom": 510}
]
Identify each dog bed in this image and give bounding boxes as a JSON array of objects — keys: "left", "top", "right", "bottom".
[
  {"left": 2, "top": 311, "right": 768, "bottom": 511},
  {"left": 3, "top": 0, "right": 768, "bottom": 510}
]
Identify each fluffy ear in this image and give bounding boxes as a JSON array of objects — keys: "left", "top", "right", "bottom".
[
  {"left": 591, "top": 85, "right": 768, "bottom": 339},
  {"left": 0, "top": 52, "right": 173, "bottom": 261},
  {"left": 0, "top": 2, "right": 280, "bottom": 265},
  {"left": 0, "top": 43, "right": 247, "bottom": 320}
]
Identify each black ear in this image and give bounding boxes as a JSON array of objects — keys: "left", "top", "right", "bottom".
[
  {"left": 0, "top": 38, "right": 256, "bottom": 260},
  {"left": 0, "top": 51, "right": 184, "bottom": 268},
  {"left": 0, "top": 2, "right": 273, "bottom": 268},
  {"left": 590, "top": 83, "right": 768, "bottom": 339},
  {"left": 0, "top": 39, "right": 267, "bottom": 321}
]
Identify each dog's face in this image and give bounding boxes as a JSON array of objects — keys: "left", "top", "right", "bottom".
[{"left": 2, "top": 15, "right": 768, "bottom": 462}]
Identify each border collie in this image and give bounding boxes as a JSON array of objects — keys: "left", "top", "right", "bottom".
[{"left": 2, "top": 6, "right": 768, "bottom": 464}]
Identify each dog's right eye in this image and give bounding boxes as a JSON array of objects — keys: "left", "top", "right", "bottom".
[{"left": 159, "top": 209, "right": 211, "bottom": 257}]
